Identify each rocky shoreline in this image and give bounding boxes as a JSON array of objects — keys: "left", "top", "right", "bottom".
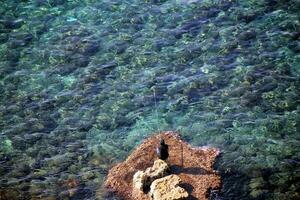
[{"left": 103, "top": 132, "right": 221, "bottom": 199}]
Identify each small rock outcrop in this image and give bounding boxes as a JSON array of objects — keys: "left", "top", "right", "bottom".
[
  {"left": 133, "top": 159, "right": 188, "bottom": 200},
  {"left": 150, "top": 175, "right": 188, "bottom": 200},
  {"left": 133, "top": 159, "right": 169, "bottom": 191},
  {"left": 102, "top": 131, "right": 221, "bottom": 200}
]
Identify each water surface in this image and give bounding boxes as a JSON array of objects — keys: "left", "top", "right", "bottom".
[{"left": 0, "top": 0, "right": 299, "bottom": 199}]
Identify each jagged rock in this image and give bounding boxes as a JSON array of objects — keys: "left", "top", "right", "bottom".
[
  {"left": 103, "top": 132, "right": 221, "bottom": 200},
  {"left": 133, "top": 170, "right": 147, "bottom": 191},
  {"left": 133, "top": 159, "right": 169, "bottom": 191},
  {"left": 150, "top": 175, "right": 188, "bottom": 200}
]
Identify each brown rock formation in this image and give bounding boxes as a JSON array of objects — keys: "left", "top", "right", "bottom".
[{"left": 103, "top": 131, "right": 221, "bottom": 200}]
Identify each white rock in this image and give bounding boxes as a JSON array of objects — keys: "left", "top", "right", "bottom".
[
  {"left": 150, "top": 175, "right": 188, "bottom": 200},
  {"left": 132, "top": 159, "right": 169, "bottom": 191}
]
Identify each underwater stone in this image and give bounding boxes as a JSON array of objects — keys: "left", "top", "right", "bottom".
[
  {"left": 154, "top": 39, "right": 175, "bottom": 51},
  {"left": 229, "top": 85, "right": 251, "bottom": 97},
  {"left": 10, "top": 163, "right": 31, "bottom": 178},
  {"left": 6, "top": 104, "right": 20, "bottom": 114},
  {"left": 81, "top": 170, "right": 95, "bottom": 181},
  {"left": 78, "top": 40, "right": 100, "bottom": 56},
  {"left": 0, "top": 188, "right": 21, "bottom": 200},
  {"left": 12, "top": 135, "right": 28, "bottom": 150},
  {"left": 237, "top": 12, "right": 257, "bottom": 23},
  {"left": 241, "top": 91, "right": 261, "bottom": 106},
  {"left": 0, "top": 33, "right": 8, "bottom": 43},
  {"left": 258, "top": 82, "right": 278, "bottom": 93},
  {"left": 238, "top": 30, "right": 257, "bottom": 41},
  {"left": 44, "top": 153, "right": 75, "bottom": 168},
  {"left": 72, "top": 54, "right": 90, "bottom": 68},
  {"left": 5, "top": 49, "right": 20, "bottom": 63},
  {"left": 288, "top": 41, "right": 300, "bottom": 53},
  {"left": 0, "top": 18, "right": 24, "bottom": 29},
  {"left": 10, "top": 32, "right": 33, "bottom": 43},
  {"left": 24, "top": 132, "right": 44, "bottom": 145}
]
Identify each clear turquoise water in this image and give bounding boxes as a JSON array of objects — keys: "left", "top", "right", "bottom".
[{"left": 0, "top": 0, "right": 299, "bottom": 199}]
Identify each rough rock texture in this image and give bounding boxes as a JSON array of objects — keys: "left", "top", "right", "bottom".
[
  {"left": 133, "top": 159, "right": 169, "bottom": 191},
  {"left": 103, "top": 131, "right": 221, "bottom": 200},
  {"left": 150, "top": 175, "right": 188, "bottom": 200},
  {"left": 133, "top": 171, "right": 148, "bottom": 191}
]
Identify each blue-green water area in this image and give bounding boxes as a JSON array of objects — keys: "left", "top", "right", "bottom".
[{"left": 0, "top": 0, "right": 299, "bottom": 199}]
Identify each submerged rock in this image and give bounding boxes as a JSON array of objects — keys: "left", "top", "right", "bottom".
[
  {"left": 0, "top": 18, "right": 24, "bottom": 29},
  {"left": 103, "top": 132, "right": 221, "bottom": 200}
]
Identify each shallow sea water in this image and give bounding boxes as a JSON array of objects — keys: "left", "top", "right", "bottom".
[{"left": 0, "top": 0, "right": 299, "bottom": 199}]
